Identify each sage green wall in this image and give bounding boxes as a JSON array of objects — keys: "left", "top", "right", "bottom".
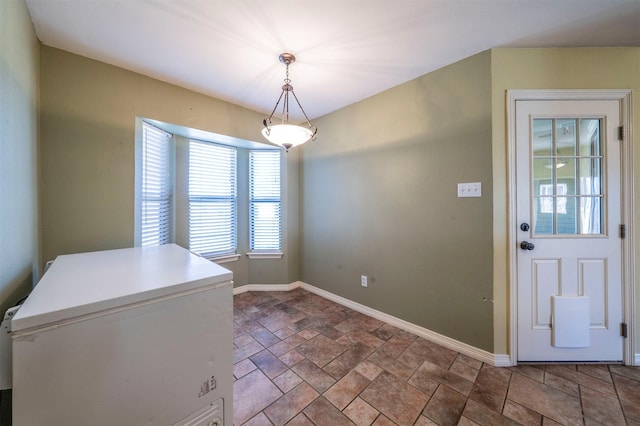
[
  {"left": 0, "top": 0, "right": 40, "bottom": 315},
  {"left": 490, "top": 48, "right": 640, "bottom": 356},
  {"left": 39, "top": 47, "right": 298, "bottom": 286},
  {"left": 300, "top": 52, "right": 494, "bottom": 351}
]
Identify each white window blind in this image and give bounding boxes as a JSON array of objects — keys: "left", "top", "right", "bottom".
[
  {"left": 250, "top": 150, "right": 281, "bottom": 251},
  {"left": 140, "top": 122, "right": 173, "bottom": 246},
  {"left": 189, "top": 140, "right": 237, "bottom": 258}
]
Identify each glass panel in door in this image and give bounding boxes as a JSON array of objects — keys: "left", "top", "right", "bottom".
[{"left": 531, "top": 117, "right": 604, "bottom": 236}]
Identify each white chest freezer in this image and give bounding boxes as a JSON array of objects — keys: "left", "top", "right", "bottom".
[{"left": 11, "top": 244, "right": 233, "bottom": 426}]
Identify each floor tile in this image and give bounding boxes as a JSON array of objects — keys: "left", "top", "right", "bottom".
[
  {"left": 371, "top": 415, "right": 397, "bottom": 425},
  {"left": 303, "top": 396, "right": 356, "bottom": 425},
  {"left": 414, "top": 415, "right": 439, "bottom": 425},
  {"left": 233, "top": 292, "right": 258, "bottom": 309},
  {"left": 249, "top": 326, "right": 281, "bottom": 348},
  {"left": 268, "top": 334, "right": 306, "bottom": 357},
  {"left": 455, "top": 353, "right": 483, "bottom": 370},
  {"left": 409, "top": 360, "right": 474, "bottom": 396},
  {"left": 273, "top": 327, "right": 295, "bottom": 340},
  {"left": 422, "top": 385, "right": 467, "bottom": 425},
  {"left": 258, "top": 307, "right": 307, "bottom": 333},
  {"left": 448, "top": 358, "right": 480, "bottom": 382},
  {"left": 290, "top": 316, "right": 320, "bottom": 332},
  {"left": 285, "top": 413, "right": 315, "bottom": 426},
  {"left": 343, "top": 397, "right": 380, "bottom": 426},
  {"left": 335, "top": 317, "right": 368, "bottom": 334},
  {"left": 502, "top": 399, "right": 542, "bottom": 426},
  {"left": 272, "top": 369, "right": 303, "bottom": 393},
  {"left": 296, "top": 333, "right": 347, "bottom": 367},
  {"left": 263, "top": 382, "right": 319, "bottom": 426},
  {"left": 312, "top": 322, "right": 343, "bottom": 339},
  {"left": 351, "top": 312, "right": 385, "bottom": 332},
  {"left": 577, "top": 365, "right": 612, "bottom": 383},
  {"left": 234, "top": 358, "right": 257, "bottom": 379},
  {"left": 343, "top": 329, "right": 385, "bottom": 348},
  {"left": 507, "top": 365, "right": 544, "bottom": 382},
  {"left": 335, "top": 339, "right": 377, "bottom": 369},
  {"left": 234, "top": 323, "right": 250, "bottom": 338},
  {"left": 468, "top": 364, "right": 511, "bottom": 412},
  {"left": 507, "top": 373, "right": 582, "bottom": 425},
  {"left": 323, "top": 370, "right": 370, "bottom": 410},
  {"left": 360, "top": 371, "right": 429, "bottom": 425},
  {"left": 609, "top": 365, "right": 640, "bottom": 381},
  {"left": 398, "top": 337, "right": 458, "bottom": 370},
  {"left": 462, "top": 399, "right": 519, "bottom": 425},
  {"left": 371, "top": 323, "right": 401, "bottom": 341},
  {"left": 367, "top": 349, "right": 416, "bottom": 380},
  {"left": 279, "top": 349, "right": 305, "bottom": 367},
  {"left": 354, "top": 361, "right": 383, "bottom": 381},
  {"left": 580, "top": 384, "right": 626, "bottom": 425},
  {"left": 250, "top": 349, "right": 288, "bottom": 379},
  {"left": 324, "top": 358, "right": 353, "bottom": 380},
  {"left": 375, "top": 334, "right": 414, "bottom": 359},
  {"left": 297, "top": 328, "right": 320, "bottom": 340},
  {"left": 611, "top": 372, "right": 640, "bottom": 406},
  {"left": 235, "top": 332, "right": 258, "bottom": 348},
  {"left": 291, "top": 358, "right": 337, "bottom": 393},
  {"left": 621, "top": 399, "right": 640, "bottom": 424},
  {"left": 233, "top": 369, "right": 283, "bottom": 425},
  {"left": 457, "top": 416, "right": 481, "bottom": 426},
  {"left": 545, "top": 364, "right": 616, "bottom": 396},
  {"left": 234, "top": 340, "right": 265, "bottom": 363},
  {"left": 233, "top": 290, "right": 640, "bottom": 426},
  {"left": 240, "top": 319, "right": 268, "bottom": 333},
  {"left": 543, "top": 372, "right": 580, "bottom": 397},
  {"left": 242, "top": 412, "right": 274, "bottom": 426}
]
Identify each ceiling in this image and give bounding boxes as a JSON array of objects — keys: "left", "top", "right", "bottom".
[{"left": 25, "top": 1, "right": 640, "bottom": 122}]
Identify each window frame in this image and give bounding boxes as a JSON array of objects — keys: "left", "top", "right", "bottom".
[
  {"left": 135, "top": 121, "right": 175, "bottom": 247},
  {"left": 187, "top": 139, "right": 238, "bottom": 260},
  {"left": 135, "top": 118, "right": 286, "bottom": 264},
  {"left": 248, "top": 149, "right": 283, "bottom": 258}
]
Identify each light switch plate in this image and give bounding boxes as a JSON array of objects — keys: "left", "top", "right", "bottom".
[{"left": 457, "top": 182, "right": 481, "bottom": 198}]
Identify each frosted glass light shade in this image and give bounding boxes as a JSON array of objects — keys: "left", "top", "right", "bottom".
[
  {"left": 544, "top": 159, "right": 567, "bottom": 169},
  {"left": 262, "top": 124, "right": 313, "bottom": 150}
]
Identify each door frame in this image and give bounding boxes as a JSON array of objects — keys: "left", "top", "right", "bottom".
[{"left": 507, "top": 89, "right": 635, "bottom": 365}]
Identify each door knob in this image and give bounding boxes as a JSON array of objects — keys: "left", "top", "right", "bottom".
[
  {"left": 520, "top": 241, "right": 535, "bottom": 250},
  {"left": 520, "top": 223, "right": 530, "bottom": 231}
]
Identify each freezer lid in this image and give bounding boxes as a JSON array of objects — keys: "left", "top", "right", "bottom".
[{"left": 12, "top": 244, "right": 233, "bottom": 332}]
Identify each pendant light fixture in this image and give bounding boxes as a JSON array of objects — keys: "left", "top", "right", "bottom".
[
  {"left": 262, "top": 53, "right": 317, "bottom": 151},
  {"left": 544, "top": 158, "right": 568, "bottom": 169}
]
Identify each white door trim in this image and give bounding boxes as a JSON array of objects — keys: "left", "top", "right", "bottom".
[{"left": 507, "top": 89, "right": 635, "bottom": 365}]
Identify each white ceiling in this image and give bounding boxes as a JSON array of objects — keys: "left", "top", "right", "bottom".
[{"left": 25, "top": 0, "right": 640, "bottom": 122}]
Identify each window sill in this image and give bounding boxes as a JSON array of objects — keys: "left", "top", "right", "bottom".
[
  {"left": 208, "top": 253, "right": 241, "bottom": 264},
  {"left": 247, "top": 252, "right": 283, "bottom": 260}
]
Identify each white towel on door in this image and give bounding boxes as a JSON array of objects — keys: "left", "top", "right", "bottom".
[{"left": 551, "top": 296, "right": 590, "bottom": 348}]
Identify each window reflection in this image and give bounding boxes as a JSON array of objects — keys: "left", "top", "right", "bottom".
[{"left": 531, "top": 117, "right": 604, "bottom": 236}]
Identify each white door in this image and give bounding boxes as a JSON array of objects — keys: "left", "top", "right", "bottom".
[{"left": 516, "top": 99, "right": 623, "bottom": 362}]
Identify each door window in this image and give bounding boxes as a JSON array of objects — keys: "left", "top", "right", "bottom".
[{"left": 532, "top": 118, "right": 603, "bottom": 236}]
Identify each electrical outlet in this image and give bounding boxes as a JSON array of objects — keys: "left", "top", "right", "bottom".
[{"left": 361, "top": 275, "right": 368, "bottom": 287}]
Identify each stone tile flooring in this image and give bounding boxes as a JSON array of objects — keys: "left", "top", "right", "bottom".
[{"left": 233, "top": 289, "right": 640, "bottom": 425}]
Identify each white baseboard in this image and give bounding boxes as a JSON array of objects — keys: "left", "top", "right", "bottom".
[
  {"left": 635, "top": 353, "right": 640, "bottom": 366},
  {"left": 492, "top": 354, "right": 513, "bottom": 367},
  {"left": 233, "top": 282, "right": 300, "bottom": 295},
  {"left": 234, "top": 281, "right": 512, "bottom": 367}
]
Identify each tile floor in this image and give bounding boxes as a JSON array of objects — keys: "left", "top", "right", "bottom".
[{"left": 233, "top": 289, "right": 640, "bottom": 425}]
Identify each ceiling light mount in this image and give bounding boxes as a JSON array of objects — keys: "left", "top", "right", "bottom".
[
  {"left": 278, "top": 52, "right": 295, "bottom": 66},
  {"left": 262, "top": 52, "right": 317, "bottom": 152}
]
